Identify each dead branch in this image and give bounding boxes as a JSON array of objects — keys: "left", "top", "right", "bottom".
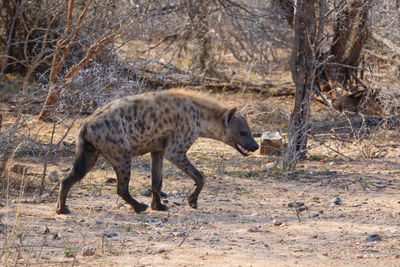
[
  {"left": 371, "top": 32, "right": 400, "bottom": 56},
  {"left": 38, "top": 0, "right": 94, "bottom": 121},
  {"left": 64, "top": 35, "right": 116, "bottom": 81}
]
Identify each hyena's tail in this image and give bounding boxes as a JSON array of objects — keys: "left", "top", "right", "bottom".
[
  {"left": 73, "top": 126, "right": 99, "bottom": 178},
  {"left": 56, "top": 126, "right": 100, "bottom": 214}
]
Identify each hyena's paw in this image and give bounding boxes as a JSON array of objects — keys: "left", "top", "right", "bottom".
[
  {"left": 151, "top": 201, "right": 168, "bottom": 211},
  {"left": 56, "top": 206, "right": 71, "bottom": 215},
  {"left": 134, "top": 202, "right": 149, "bottom": 213},
  {"left": 188, "top": 195, "right": 198, "bottom": 209}
]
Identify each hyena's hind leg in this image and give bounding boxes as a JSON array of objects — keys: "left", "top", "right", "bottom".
[
  {"left": 56, "top": 141, "right": 100, "bottom": 214},
  {"left": 151, "top": 151, "right": 168, "bottom": 211},
  {"left": 166, "top": 152, "right": 204, "bottom": 209},
  {"left": 111, "top": 155, "right": 148, "bottom": 213}
]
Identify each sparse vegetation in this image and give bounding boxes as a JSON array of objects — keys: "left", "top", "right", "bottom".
[{"left": 1, "top": 0, "right": 400, "bottom": 266}]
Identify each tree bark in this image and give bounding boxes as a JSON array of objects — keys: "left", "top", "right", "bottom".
[
  {"left": 186, "top": 0, "right": 216, "bottom": 76},
  {"left": 283, "top": 0, "right": 318, "bottom": 170},
  {"left": 327, "top": 0, "right": 372, "bottom": 88}
]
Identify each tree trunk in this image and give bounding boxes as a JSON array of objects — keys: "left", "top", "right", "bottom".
[
  {"left": 327, "top": 0, "right": 372, "bottom": 89},
  {"left": 0, "top": 0, "right": 25, "bottom": 75},
  {"left": 186, "top": 0, "right": 216, "bottom": 76},
  {"left": 283, "top": 0, "right": 319, "bottom": 170}
]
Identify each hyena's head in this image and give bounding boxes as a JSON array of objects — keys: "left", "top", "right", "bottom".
[{"left": 221, "top": 108, "right": 259, "bottom": 156}]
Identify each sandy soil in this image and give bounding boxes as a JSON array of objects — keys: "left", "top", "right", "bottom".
[{"left": 1, "top": 92, "right": 400, "bottom": 266}]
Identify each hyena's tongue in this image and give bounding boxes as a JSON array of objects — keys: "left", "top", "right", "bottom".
[{"left": 237, "top": 143, "right": 249, "bottom": 156}]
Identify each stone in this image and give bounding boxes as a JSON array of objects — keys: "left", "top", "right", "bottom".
[
  {"left": 48, "top": 170, "right": 59, "bottom": 182},
  {"left": 141, "top": 189, "right": 152, "bottom": 197},
  {"left": 365, "top": 234, "right": 382, "bottom": 242},
  {"left": 105, "top": 233, "right": 118, "bottom": 238},
  {"left": 248, "top": 226, "right": 261, "bottom": 232},
  {"left": 141, "top": 189, "right": 167, "bottom": 198},
  {"left": 176, "top": 232, "right": 186, "bottom": 237},
  {"left": 260, "top": 131, "right": 284, "bottom": 155},
  {"left": 272, "top": 220, "right": 283, "bottom": 226},
  {"left": 158, "top": 247, "right": 170, "bottom": 253},
  {"left": 52, "top": 232, "right": 60, "bottom": 240},
  {"left": 330, "top": 197, "right": 342, "bottom": 206}
]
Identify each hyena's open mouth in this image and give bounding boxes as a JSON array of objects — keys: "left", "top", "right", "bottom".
[{"left": 236, "top": 143, "right": 250, "bottom": 156}]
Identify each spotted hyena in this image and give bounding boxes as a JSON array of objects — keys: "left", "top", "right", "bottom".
[{"left": 56, "top": 89, "right": 259, "bottom": 214}]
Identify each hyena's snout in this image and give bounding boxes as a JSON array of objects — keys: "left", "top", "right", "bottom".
[
  {"left": 246, "top": 138, "right": 259, "bottom": 152},
  {"left": 236, "top": 136, "right": 259, "bottom": 156},
  {"left": 238, "top": 136, "right": 259, "bottom": 154}
]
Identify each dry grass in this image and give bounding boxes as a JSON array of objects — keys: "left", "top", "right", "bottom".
[{"left": 1, "top": 90, "right": 400, "bottom": 266}]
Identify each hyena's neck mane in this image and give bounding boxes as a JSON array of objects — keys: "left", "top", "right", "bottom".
[
  {"left": 166, "top": 89, "right": 228, "bottom": 139},
  {"left": 167, "top": 89, "right": 227, "bottom": 115}
]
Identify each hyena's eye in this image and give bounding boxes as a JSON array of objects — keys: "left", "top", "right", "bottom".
[{"left": 240, "top": 131, "right": 248, "bottom": 137}]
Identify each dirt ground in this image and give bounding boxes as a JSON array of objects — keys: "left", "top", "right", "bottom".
[{"left": 1, "top": 91, "right": 400, "bottom": 266}]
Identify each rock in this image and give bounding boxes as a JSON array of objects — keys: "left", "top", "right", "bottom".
[
  {"left": 116, "top": 203, "right": 125, "bottom": 209},
  {"left": 176, "top": 232, "right": 186, "bottom": 237},
  {"left": 248, "top": 226, "right": 261, "bottom": 232},
  {"left": 365, "top": 234, "right": 382, "bottom": 242},
  {"left": 48, "top": 170, "right": 59, "bottom": 182},
  {"left": 262, "top": 162, "right": 276, "bottom": 170},
  {"left": 105, "top": 233, "right": 118, "bottom": 238},
  {"left": 272, "top": 220, "right": 283, "bottom": 226},
  {"left": 141, "top": 189, "right": 167, "bottom": 198},
  {"left": 141, "top": 189, "right": 152, "bottom": 197},
  {"left": 330, "top": 197, "right": 342, "bottom": 206},
  {"left": 82, "top": 247, "right": 95, "bottom": 256},
  {"left": 260, "top": 131, "right": 284, "bottom": 155},
  {"left": 158, "top": 247, "right": 170, "bottom": 253},
  {"left": 52, "top": 232, "right": 60, "bottom": 240}
]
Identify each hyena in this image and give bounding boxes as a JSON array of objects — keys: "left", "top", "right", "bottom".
[{"left": 56, "top": 89, "right": 259, "bottom": 214}]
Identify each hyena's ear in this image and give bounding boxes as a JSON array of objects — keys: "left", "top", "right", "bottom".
[{"left": 222, "top": 108, "right": 237, "bottom": 127}]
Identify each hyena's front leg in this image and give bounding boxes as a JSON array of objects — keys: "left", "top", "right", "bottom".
[
  {"left": 151, "top": 151, "right": 168, "bottom": 211},
  {"left": 110, "top": 156, "right": 148, "bottom": 213},
  {"left": 166, "top": 152, "right": 204, "bottom": 209}
]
